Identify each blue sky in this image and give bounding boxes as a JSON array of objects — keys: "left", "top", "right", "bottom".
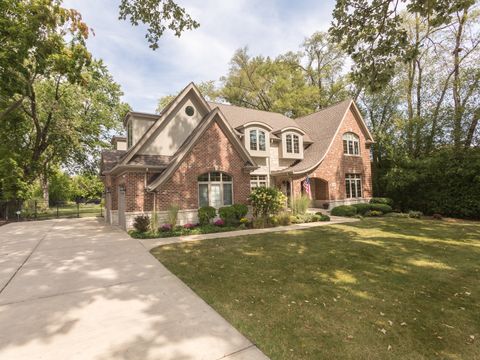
[{"left": 64, "top": 0, "right": 336, "bottom": 112}]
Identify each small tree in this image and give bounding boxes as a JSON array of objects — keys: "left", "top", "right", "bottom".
[{"left": 248, "top": 187, "right": 287, "bottom": 219}]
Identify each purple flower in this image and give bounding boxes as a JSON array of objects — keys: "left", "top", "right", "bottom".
[
  {"left": 183, "top": 223, "right": 196, "bottom": 229},
  {"left": 213, "top": 219, "right": 225, "bottom": 226},
  {"left": 161, "top": 224, "right": 173, "bottom": 232}
]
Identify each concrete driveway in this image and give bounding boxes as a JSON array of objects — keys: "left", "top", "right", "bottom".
[{"left": 0, "top": 218, "right": 268, "bottom": 360}]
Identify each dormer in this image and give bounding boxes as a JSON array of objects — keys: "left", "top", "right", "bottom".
[
  {"left": 111, "top": 136, "right": 127, "bottom": 151},
  {"left": 275, "top": 127, "right": 305, "bottom": 159},
  {"left": 237, "top": 122, "right": 272, "bottom": 157},
  {"left": 124, "top": 112, "right": 158, "bottom": 149}
]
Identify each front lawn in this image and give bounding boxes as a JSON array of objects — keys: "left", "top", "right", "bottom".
[{"left": 151, "top": 218, "right": 480, "bottom": 360}]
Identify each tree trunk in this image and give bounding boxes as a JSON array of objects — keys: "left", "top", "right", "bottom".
[{"left": 40, "top": 173, "right": 49, "bottom": 207}]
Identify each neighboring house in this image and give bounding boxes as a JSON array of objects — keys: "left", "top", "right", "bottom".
[{"left": 101, "top": 83, "right": 374, "bottom": 229}]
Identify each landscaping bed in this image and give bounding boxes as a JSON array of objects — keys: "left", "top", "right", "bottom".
[{"left": 152, "top": 217, "right": 480, "bottom": 359}]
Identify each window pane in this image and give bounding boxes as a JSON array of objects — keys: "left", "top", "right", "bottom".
[
  {"left": 356, "top": 179, "right": 362, "bottom": 197},
  {"left": 198, "top": 173, "right": 209, "bottom": 181},
  {"left": 199, "top": 184, "right": 209, "bottom": 207},
  {"left": 348, "top": 140, "right": 354, "bottom": 154},
  {"left": 259, "top": 131, "right": 266, "bottom": 151},
  {"left": 343, "top": 140, "right": 348, "bottom": 154},
  {"left": 293, "top": 135, "right": 299, "bottom": 153},
  {"left": 210, "top": 184, "right": 222, "bottom": 207},
  {"left": 250, "top": 130, "right": 257, "bottom": 151},
  {"left": 286, "top": 134, "right": 292, "bottom": 153},
  {"left": 210, "top": 172, "right": 221, "bottom": 181},
  {"left": 345, "top": 179, "right": 351, "bottom": 198},
  {"left": 223, "top": 183, "right": 233, "bottom": 205},
  {"left": 222, "top": 173, "right": 232, "bottom": 181},
  {"left": 354, "top": 141, "right": 359, "bottom": 155}
]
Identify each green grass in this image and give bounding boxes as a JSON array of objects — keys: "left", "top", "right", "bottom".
[
  {"left": 129, "top": 224, "right": 243, "bottom": 239},
  {"left": 33, "top": 203, "right": 102, "bottom": 219},
  {"left": 151, "top": 218, "right": 480, "bottom": 360}
]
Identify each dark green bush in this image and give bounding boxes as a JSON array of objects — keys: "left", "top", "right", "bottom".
[
  {"left": 320, "top": 214, "right": 330, "bottom": 221},
  {"left": 331, "top": 205, "right": 357, "bottom": 217},
  {"left": 365, "top": 210, "right": 383, "bottom": 217},
  {"left": 232, "top": 203, "right": 248, "bottom": 219},
  {"left": 198, "top": 206, "right": 216, "bottom": 225},
  {"left": 352, "top": 203, "right": 392, "bottom": 215},
  {"left": 133, "top": 215, "right": 150, "bottom": 233},
  {"left": 384, "top": 148, "right": 480, "bottom": 219},
  {"left": 218, "top": 206, "right": 237, "bottom": 225},
  {"left": 370, "top": 197, "right": 394, "bottom": 206}
]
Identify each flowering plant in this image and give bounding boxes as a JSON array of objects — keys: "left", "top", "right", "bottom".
[
  {"left": 248, "top": 187, "right": 287, "bottom": 218},
  {"left": 213, "top": 218, "right": 225, "bottom": 226},
  {"left": 160, "top": 223, "right": 173, "bottom": 232},
  {"left": 183, "top": 223, "right": 196, "bottom": 229}
]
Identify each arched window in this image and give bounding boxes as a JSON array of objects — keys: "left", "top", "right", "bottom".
[
  {"left": 249, "top": 129, "right": 266, "bottom": 151},
  {"left": 286, "top": 133, "right": 300, "bottom": 154},
  {"left": 198, "top": 172, "right": 233, "bottom": 208},
  {"left": 343, "top": 133, "right": 360, "bottom": 155}
]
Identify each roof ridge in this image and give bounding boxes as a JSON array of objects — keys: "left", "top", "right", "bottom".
[
  {"left": 295, "top": 98, "right": 352, "bottom": 121},
  {"left": 208, "top": 101, "right": 291, "bottom": 118}
]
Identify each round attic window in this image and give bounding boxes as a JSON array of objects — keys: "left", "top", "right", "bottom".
[{"left": 185, "top": 106, "right": 195, "bottom": 116}]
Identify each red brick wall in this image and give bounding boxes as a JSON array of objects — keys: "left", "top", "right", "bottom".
[
  {"left": 292, "top": 106, "right": 372, "bottom": 200},
  {"left": 156, "top": 119, "right": 251, "bottom": 210}
]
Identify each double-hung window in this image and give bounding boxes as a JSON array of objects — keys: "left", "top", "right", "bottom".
[
  {"left": 249, "top": 129, "right": 266, "bottom": 151},
  {"left": 198, "top": 172, "right": 233, "bottom": 208},
  {"left": 343, "top": 133, "right": 360, "bottom": 155},
  {"left": 250, "top": 175, "right": 267, "bottom": 189},
  {"left": 345, "top": 174, "right": 362, "bottom": 198}
]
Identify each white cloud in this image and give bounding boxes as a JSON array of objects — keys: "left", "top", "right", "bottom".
[{"left": 64, "top": 0, "right": 335, "bottom": 112}]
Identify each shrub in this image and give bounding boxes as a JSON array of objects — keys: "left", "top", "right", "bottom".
[
  {"left": 133, "top": 215, "right": 150, "bottom": 233},
  {"left": 213, "top": 218, "right": 225, "bottom": 226},
  {"left": 183, "top": 223, "right": 196, "bottom": 229},
  {"left": 365, "top": 210, "right": 383, "bottom": 217},
  {"left": 320, "top": 214, "right": 330, "bottom": 221},
  {"left": 218, "top": 206, "right": 237, "bottom": 225},
  {"left": 352, "top": 203, "right": 392, "bottom": 215},
  {"left": 198, "top": 206, "right": 216, "bottom": 225},
  {"left": 252, "top": 217, "right": 267, "bottom": 228},
  {"left": 167, "top": 204, "right": 179, "bottom": 226},
  {"left": 370, "top": 197, "right": 394, "bottom": 206},
  {"left": 239, "top": 217, "right": 250, "bottom": 225},
  {"left": 331, "top": 205, "right": 357, "bottom": 217},
  {"left": 249, "top": 187, "right": 287, "bottom": 219},
  {"left": 232, "top": 203, "right": 248, "bottom": 219},
  {"left": 276, "top": 212, "right": 292, "bottom": 226},
  {"left": 432, "top": 213, "right": 443, "bottom": 220},
  {"left": 408, "top": 210, "right": 423, "bottom": 219},
  {"left": 269, "top": 216, "right": 279, "bottom": 226},
  {"left": 160, "top": 223, "right": 173, "bottom": 232},
  {"left": 291, "top": 195, "right": 311, "bottom": 215}
]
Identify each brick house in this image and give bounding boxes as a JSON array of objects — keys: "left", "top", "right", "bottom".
[{"left": 101, "top": 83, "right": 374, "bottom": 229}]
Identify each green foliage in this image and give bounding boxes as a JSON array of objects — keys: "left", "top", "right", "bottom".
[
  {"left": 365, "top": 210, "right": 383, "bottom": 217},
  {"left": 290, "top": 195, "right": 311, "bottom": 215},
  {"left": 352, "top": 203, "right": 392, "bottom": 215},
  {"left": 232, "top": 203, "right": 249, "bottom": 219},
  {"left": 218, "top": 206, "right": 237, "bottom": 225},
  {"left": 331, "top": 205, "right": 358, "bottom": 217},
  {"left": 167, "top": 204, "right": 179, "bottom": 226},
  {"left": 248, "top": 187, "right": 287, "bottom": 219},
  {"left": 275, "top": 212, "right": 292, "bottom": 226},
  {"left": 320, "top": 214, "right": 330, "bottom": 221},
  {"left": 118, "top": 0, "right": 199, "bottom": 50},
  {"left": 385, "top": 148, "right": 480, "bottom": 219},
  {"left": 133, "top": 215, "right": 150, "bottom": 233},
  {"left": 70, "top": 174, "right": 104, "bottom": 201},
  {"left": 408, "top": 211, "right": 423, "bottom": 219},
  {"left": 150, "top": 210, "right": 159, "bottom": 232},
  {"left": 384, "top": 212, "right": 409, "bottom": 218},
  {"left": 370, "top": 197, "right": 394, "bottom": 206},
  {"left": 198, "top": 206, "right": 216, "bottom": 225}
]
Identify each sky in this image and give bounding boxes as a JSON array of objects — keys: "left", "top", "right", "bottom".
[{"left": 64, "top": 0, "right": 336, "bottom": 113}]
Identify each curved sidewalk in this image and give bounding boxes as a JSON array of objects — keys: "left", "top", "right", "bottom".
[{"left": 0, "top": 218, "right": 268, "bottom": 360}]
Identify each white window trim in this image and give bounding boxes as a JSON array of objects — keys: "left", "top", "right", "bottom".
[
  {"left": 249, "top": 128, "right": 267, "bottom": 152},
  {"left": 345, "top": 173, "right": 362, "bottom": 199},
  {"left": 343, "top": 132, "right": 360, "bottom": 156},
  {"left": 285, "top": 132, "right": 301, "bottom": 154},
  {"left": 198, "top": 172, "right": 234, "bottom": 208},
  {"left": 250, "top": 175, "right": 268, "bottom": 189}
]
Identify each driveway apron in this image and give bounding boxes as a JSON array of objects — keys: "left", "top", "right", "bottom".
[{"left": 0, "top": 218, "right": 268, "bottom": 360}]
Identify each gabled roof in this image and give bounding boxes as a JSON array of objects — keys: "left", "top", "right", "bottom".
[
  {"left": 207, "top": 102, "right": 312, "bottom": 142},
  {"left": 273, "top": 99, "right": 373, "bottom": 175},
  {"left": 147, "top": 108, "right": 258, "bottom": 191},
  {"left": 120, "top": 82, "right": 211, "bottom": 166}
]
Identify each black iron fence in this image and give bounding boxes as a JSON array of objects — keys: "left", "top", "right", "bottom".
[{"left": 0, "top": 199, "right": 103, "bottom": 222}]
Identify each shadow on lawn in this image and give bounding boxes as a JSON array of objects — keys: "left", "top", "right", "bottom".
[{"left": 155, "top": 218, "right": 480, "bottom": 360}]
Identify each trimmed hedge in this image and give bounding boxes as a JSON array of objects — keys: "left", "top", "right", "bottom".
[
  {"left": 370, "top": 197, "right": 394, "bottom": 206},
  {"left": 218, "top": 206, "right": 237, "bottom": 224},
  {"left": 351, "top": 203, "right": 392, "bottom": 215},
  {"left": 232, "top": 204, "right": 248, "bottom": 219},
  {"left": 331, "top": 205, "right": 357, "bottom": 217}
]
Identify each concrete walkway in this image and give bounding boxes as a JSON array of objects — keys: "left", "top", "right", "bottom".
[
  {"left": 0, "top": 218, "right": 268, "bottom": 360},
  {"left": 140, "top": 216, "right": 358, "bottom": 250}
]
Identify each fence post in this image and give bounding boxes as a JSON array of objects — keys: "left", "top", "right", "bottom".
[
  {"left": 77, "top": 202, "right": 80, "bottom": 218},
  {"left": 35, "top": 200, "right": 37, "bottom": 220}
]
